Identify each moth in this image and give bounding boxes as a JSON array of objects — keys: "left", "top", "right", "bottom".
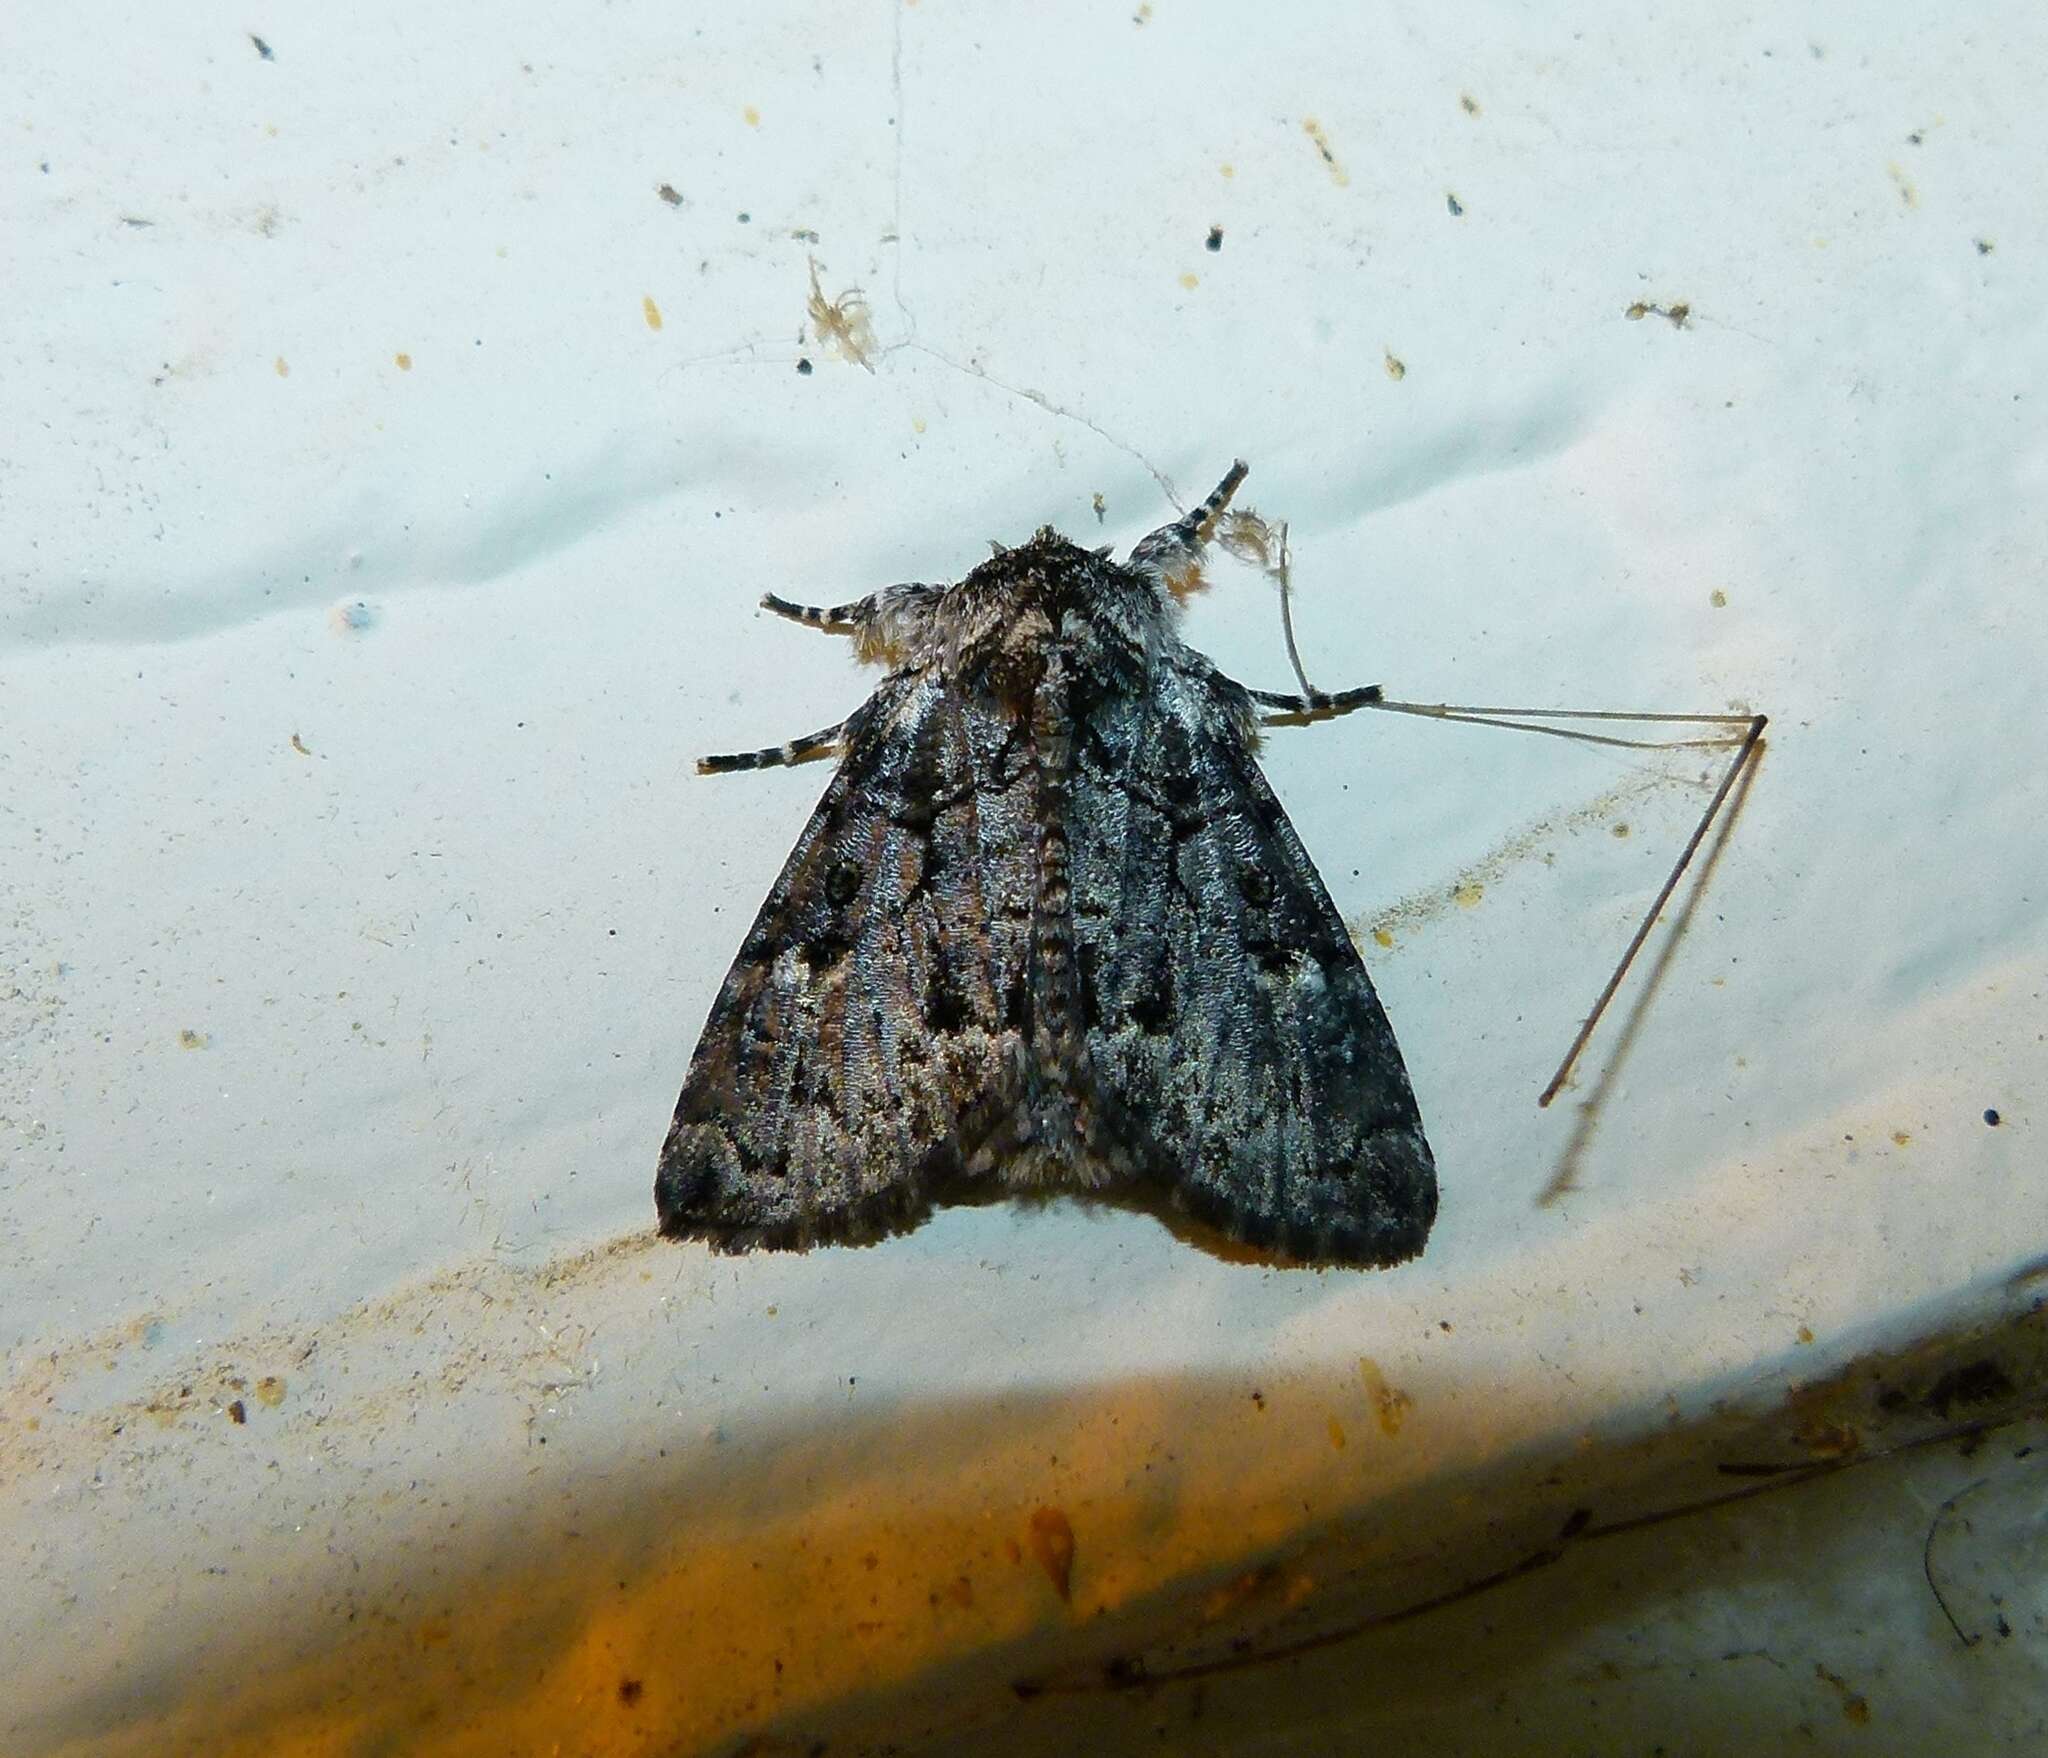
[{"left": 657, "top": 462, "right": 1437, "bottom": 1266}]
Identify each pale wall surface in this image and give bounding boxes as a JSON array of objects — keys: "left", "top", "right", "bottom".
[{"left": 3, "top": 3, "right": 2043, "bottom": 1752}]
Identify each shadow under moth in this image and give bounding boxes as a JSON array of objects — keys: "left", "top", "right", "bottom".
[{"left": 657, "top": 462, "right": 1764, "bottom": 1266}]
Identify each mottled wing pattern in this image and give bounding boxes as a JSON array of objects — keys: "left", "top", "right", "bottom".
[
  {"left": 657, "top": 670, "right": 1038, "bottom": 1250},
  {"left": 1071, "top": 654, "right": 1437, "bottom": 1266}
]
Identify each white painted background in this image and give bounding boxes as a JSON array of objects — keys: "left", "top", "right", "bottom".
[{"left": 4, "top": 3, "right": 2042, "bottom": 1751}]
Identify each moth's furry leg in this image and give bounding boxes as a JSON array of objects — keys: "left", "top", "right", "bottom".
[
  {"left": 761, "top": 592, "right": 877, "bottom": 633},
  {"left": 1246, "top": 682, "right": 1385, "bottom": 719},
  {"left": 1130, "top": 460, "right": 1250, "bottom": 573},
  {"left": 699, "top": 719, "right": 847, "bottom": 774}
]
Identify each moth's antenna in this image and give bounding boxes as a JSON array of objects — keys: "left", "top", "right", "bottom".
[{"left": 1537, "top": 712, "right": 1768, "bottom": 1106}]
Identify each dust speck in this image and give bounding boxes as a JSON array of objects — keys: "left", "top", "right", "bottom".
[
  {"left": 1358, "top": 1357, "right": 1413, "bottom": 1435},
  {"left": 806, "top": 257, "right": 877, "bottom": 372},
  {"left": 1301, "top": 118, "right": 1349, "bottom": 186},
  {"left": 1027, "top": 1507, "right": 1076, "bottom": 1602}
]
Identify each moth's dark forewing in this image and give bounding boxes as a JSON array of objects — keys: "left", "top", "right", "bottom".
[
  {"left": 1071, "top": 660, "right": 1437, "bottom": 1267},
  {"left": 657, "top": 672, "right": 1035, "bottom": 1250}
]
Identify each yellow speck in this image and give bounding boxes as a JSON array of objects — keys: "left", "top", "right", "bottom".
[
  {"left": 1358, "top": 1357, "right": 1413, "bottom": 1436},
  {"left": 1610, "top": 822, "right": 1630, "bottom": 838},
  {"left": 1327, "top": 1415, "right": 1347, "bottom": 1449},
  {"left": 1711, "top": 588, "right": 1727, "bottom": 607},
  {"left": 1886, "top": 162, "right": 1917, "bottom": 207},
  {"left": 1179, "top": 272, "right": 1199, "bottom": 290},
  {"left": 273, "top": 356, "right": 289, "bottom": 377},
  {"left": 1219, "top": 162, "right": 1235, "bottom": 179},
  {"left": 178, "top": 1028, "right": 209, "bottom": 1050},
  {"left": 1452, "top": 880, "right": 1483, "bottom": 909},
  {"left": 912, "top": 416, "right": 927, "bottom": 434},
  {"left": 1891, "top": 1130, "right": 1911, "bottom": 1147},
  {"left": 1383, "top": 349, "right": 1406, "bottom": 381},
  {"left": 743, "top": 105, "right": 761, "bottom": 127},
  {"left": 642, "top": 295, "right": 663, "bottom": 331},
  {"left": 395, "top": 351, "right": 412, "bottom": 371},
  {"left": 1027, "top": 1507, "right": 1075, "bottom": 1602},
  {"left": 254, "top": 1375, "right": 286, "bottom": 1408},
  {"left": 1372, "top": 927, "right": 1394, "bottom": 949},
  {"left": 1301, "top": 118, "right": 1349, "bottom": 187},
  {"left": 1796, "top": 1324, "right": 1815, "bottom": 1345}
]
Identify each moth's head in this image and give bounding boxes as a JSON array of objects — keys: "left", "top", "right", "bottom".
[{"left": 958, "top": 524, "right": 1128, "bottom": 601}]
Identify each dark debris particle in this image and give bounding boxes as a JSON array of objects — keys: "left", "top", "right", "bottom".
[
  {"left": 796, "top": 357, "right": 813, "bottom": 375},
  {"left": 1558, "top": 1507, "right": 1593, "bottom": 1541},
  {"left": 1205, "top": 225, "right": 1223, "bottom": 252},
  {"left": 1984, "top": 1107, "right": 2001, "bottom": 1126},
  {"left": 1446, "top": 192, "right": 1464, "bottom": 216},
  {"left": 250, "top": 34, "right": 274, "bottom": 60},
  {"left": 736, "top": 211, "right": 751, "bottom": 224},
  {"left": 656, "top": 183, "right": 683, "bottom": 207},
  {"left": 617, "top": 1678, "right": 644, "bottom": 1707},
  {"left": 227, "top": 1400, "right": 247, "bottom": 1424},
  {"left": 1924, "top": 1359, "right": 2016, "bottom": 1418}
]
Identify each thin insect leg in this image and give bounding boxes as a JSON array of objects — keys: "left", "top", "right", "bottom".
[
  {"left": 1374, "top": 699, "right": 1758, "bottom": 728},
  {"left": 1347, "top": 697, "right": 1761, "bottom": 753},
  {"left": 1538, "top": 713, "right": 1768, "bottom": 1106},
  {"left": 760, "top": 592, "right": 877, "bottom": 633},
  {"left": 1249, "top": 682, "right": 1387, "bottom": 720},
  {"left": 1270, "top": 522, "right": 1322, "bottom": 703},
  {"left": 698, "top": 718, "right": 848, "bottom": 775},
  {"left": 1129, "top": 460, "right": 1250, "bottom": 571}
]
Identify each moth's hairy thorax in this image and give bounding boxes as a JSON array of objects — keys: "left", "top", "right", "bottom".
[{"left": 869, "top": 531, "right": 1173, "bottom": 711}]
